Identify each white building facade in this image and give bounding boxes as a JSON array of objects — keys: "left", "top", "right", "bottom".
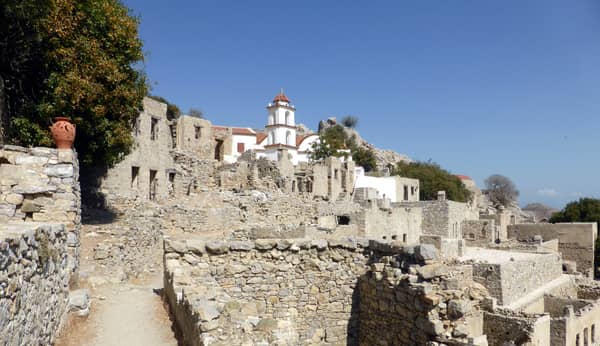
[{"left": 216, "top": 91, "right": 320, "bottom": 165}]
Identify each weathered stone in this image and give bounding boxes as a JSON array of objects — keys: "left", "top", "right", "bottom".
[
  {"left": 205, "top": 240, "right": 229, "bottom": 254},
  {"left": 255, "top": 318, "right": 278, "bottom": 332},
  {"left": 164, "top": 239, "right": 188, "bottom": 254},
  {"left": 230, "top": 240, "right": 254, "bottom": 251},
  {"left": 328, "top": 237, "right": 357, "bottom": 250},
  {"left": 447, "top": 299, "right": 471, "bottom": 319},
  {"left": 12, "top": 184, "right": 57, "bottom": 194},
  {"left": 311, "top": 239, "right": 328, "bottom": 251},
  {"left": 4, "top": 193, "right": 24, "bottom": 205},
  {"left": 197, "top": 300, "right": 220, "bottom": 322},
  {"left": 254, "top": 239, "right": 277, "bottom": 250},
  {"left": 415, "top": 244, "right": 438, "bottom": 262},
  {"left": 20, "top": 200, "right": 42, "bottom": 213},
  {"left": 68, "top": 289, "right": 90, "bottom": 316},
  {"left": 416, "top": 263, "right": 447, "bottom": 280},
  {"left": 186, "top": 239, "right": 206, "bottom": 254},
  {"left": 43, "top": 164, "right": 74, "bottom": 178},
  {"left": 0, "top": 203, "right": 15, "bottom": 217},
  {"left": 276, "top": 239, "right": 292, "bottom": 250}
]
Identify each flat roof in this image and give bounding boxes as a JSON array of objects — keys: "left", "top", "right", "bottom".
[{"left": 458, "top": 247, "right": 550, "bottom": 264}]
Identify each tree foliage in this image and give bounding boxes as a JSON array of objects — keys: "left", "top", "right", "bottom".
[
  {"left": 550, "top": 198, "right": 600, "bottom": 277},
  {"left": 148, "top": 95, "right": 181, "bottom": 120},
  {"left": 309, "top": 123, "right": 378, "bottom": 172},
  {"left": 549, "top": 198, "right": 600, "bottom": 223},
  {"left": 483, "top": 174, "right": 519, "bottom": 207},
  {"left": 188, "top": 108, "right": 204, "bottom": 118},
  {"left": 392, "top": 161, "right": 472, "bottom": 202},
  {"left": 1, "top": 0, "right": 148, "bottom": 167},
  {"left": 341, "top": 115, "right": 358, "bottom": 129}
]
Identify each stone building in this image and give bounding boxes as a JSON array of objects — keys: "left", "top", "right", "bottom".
[{"left": 101, "top": 97, "right": 176, "bottom": 202}]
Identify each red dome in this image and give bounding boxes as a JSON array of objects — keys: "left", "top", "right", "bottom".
[{"left": 273, "top": 91, "right": 290, "bottom": 103}]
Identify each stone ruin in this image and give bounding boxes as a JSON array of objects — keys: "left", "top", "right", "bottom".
[{"left": 2, "top": 96, "right": 600, "bottom": 346}]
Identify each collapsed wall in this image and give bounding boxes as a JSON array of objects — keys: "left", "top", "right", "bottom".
[
  {"left": 163, "top": 237, "right": 488, "bottom": 345},
  {"left": 0, "top": 223, "right": 72, "bottom": 345}
]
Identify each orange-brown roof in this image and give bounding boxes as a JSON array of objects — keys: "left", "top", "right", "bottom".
[
  {"left": 231, "top": 127, "right": 255, "bottom": 136},
  {"left": 455, "top": 174, "right": 472, "bottom": 181},
  {"left": 273, "top": 91, "right": 290, "bottom": 103},
  {"left": 212, "top": 126, "right": 256, "bottom": 136},
  {"left": 296, "top": 134, "right": 318, "bottom": 147},
  {"left": 256, "top": 133, "right": 268, "bottom": 144}
]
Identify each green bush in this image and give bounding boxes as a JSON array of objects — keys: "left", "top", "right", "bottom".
[{"left": 393, "top": 161, "right": 472, "bottom": 202}]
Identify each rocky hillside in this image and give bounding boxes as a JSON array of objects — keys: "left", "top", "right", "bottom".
[{"left": 317, "top": 117, "right": 411, "bottom": 171}]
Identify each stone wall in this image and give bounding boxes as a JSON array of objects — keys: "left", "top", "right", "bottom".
[
  {"left": 483, "top": 311, "right": 551, "bottom": 346},
  {"left": 0, "top": 145, "right": 80, "bottom": 272},
  {"left": 0, "top": 223, "right": 72, "bottom": 345},
  {"left": 462, "top": 219, "right": 496, "bottom": 246},
  {"left": 352, "top": 201, "right": 422, "bottom": 243},
  {"left": 175, "top": 115, "right": 214, "bottom": 158},
  {"left": 463, "top": 249, "right": 563, "bottom": 306},
  {"left": 163, "top": 237, "right": 448, "bottom": 345},
  {"left": 358, "top": 260, "right": 486, "bottom": 345},
  {"left": 397, "top": 199, "right": 473, "bottom": 239},
  {"left": 508, "top": 223, "right": 597, "bottom": 278}
]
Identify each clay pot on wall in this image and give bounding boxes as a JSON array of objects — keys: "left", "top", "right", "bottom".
[{"left": 50, "top": 117, "right": 76, "bottom": 149}]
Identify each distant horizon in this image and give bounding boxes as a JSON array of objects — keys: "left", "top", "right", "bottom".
[{"left": 124, "top": 0, "right": 600, "bottom": 210}]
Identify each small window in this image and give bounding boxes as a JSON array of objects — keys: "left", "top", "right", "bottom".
[
  {"left": 403, "top": 186, "right": 409, "bottom": 200},
  {"left": 411, "top": 186, "right": 415, "bottom": 195},
  {"left": 592, "top": 325, "right": 595, "bottom": 343},
  {"left": 576, "top": 333, "right": 580, "bottom": 346},
  {"left": 131, "top": 166, "right": 140, "bottom": 188},
  {"left": 584, "top": 328, "right": 589, "bottom": 346},
  {"left": 402, "top": 234, "right": 407, "bottom": 243},
  {"left": 391, "top": 235, "right": 397, "bottom": 240},
  {"left": 237, "top": 142, "right": 245, "bottom": 153},
  {"left": 194, "top": 126, "right": 202, "bottom": 139},
  {"left": 149, "top": 169, "right": 157, "bottom": 200},
  {"left": 150, "top": 118, "right": 158, "bottom": 140},
  {"left": 134, "top": 118, "right": 141, "bottom": 136},
  {"left": 469, "top": 233, "right": 476, "bottom": 240},
  {"left": 334, "top": 169, "right": 339, "bottom": 180},
  {"left": 336, "top": 215, "right": 350, "bottom": 225},
  {"left": 168, "top": 172, "right": 176, "bottom": 196},
  {"left": 285, "top": 111, "right": 291, "bottom": 125}
]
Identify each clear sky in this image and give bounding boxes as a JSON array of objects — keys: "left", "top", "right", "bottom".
[{"left": 122, "top": 0, "right": 600, "bottom": 209}]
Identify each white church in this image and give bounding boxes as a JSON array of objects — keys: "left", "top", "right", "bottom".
[{"left": 218, "top": 91, "right": 322, "bottom": 165}]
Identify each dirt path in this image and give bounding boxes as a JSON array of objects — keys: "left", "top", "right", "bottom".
[
  {"left": 55, "top": 217, "right": 180, "bottom": 346},
  {"left": 56, "top": 271, "right": 178, "bottom": 346}
]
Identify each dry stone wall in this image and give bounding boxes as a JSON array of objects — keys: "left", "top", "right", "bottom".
[
  {"left": 163, "top": 236, "right": 489, "bottom": 346},
  {"left": 0, "top": 223, "right": 72, "bottom": 345},
  {"left": 0, "top": 145, "right": 80, "bottom": 273}
]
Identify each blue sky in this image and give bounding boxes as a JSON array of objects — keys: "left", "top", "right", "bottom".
[{"left": 123, "top": 0, "right": 600, "bottom": 209}]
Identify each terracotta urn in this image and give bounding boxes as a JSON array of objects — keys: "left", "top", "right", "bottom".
[{"left": 50, "top": 117, "right": 76, "bottom": 149}]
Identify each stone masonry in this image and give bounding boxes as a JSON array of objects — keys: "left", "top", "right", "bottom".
[
  {"left": 0, "top": 145, "right": 81, "bottom": 273},
  {"left": 0, "top": 223, "right": 73, "bottom": 345}
]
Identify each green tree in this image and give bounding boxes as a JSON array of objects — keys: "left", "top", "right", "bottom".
[
  {"left": 550, "top": 198, "right": 600, "bottom": 277},
  {"left": 309, "top": 123, "right": 378, "bottom": 172},
  {"left": 1, "top": 0, "right": 148, "bottom": 167},
  {"left": 352, "top": 146, "right": 377, "bottom": 172},
  {"left": 393, "top": 161, "right": 472, "bottom": 202}
]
